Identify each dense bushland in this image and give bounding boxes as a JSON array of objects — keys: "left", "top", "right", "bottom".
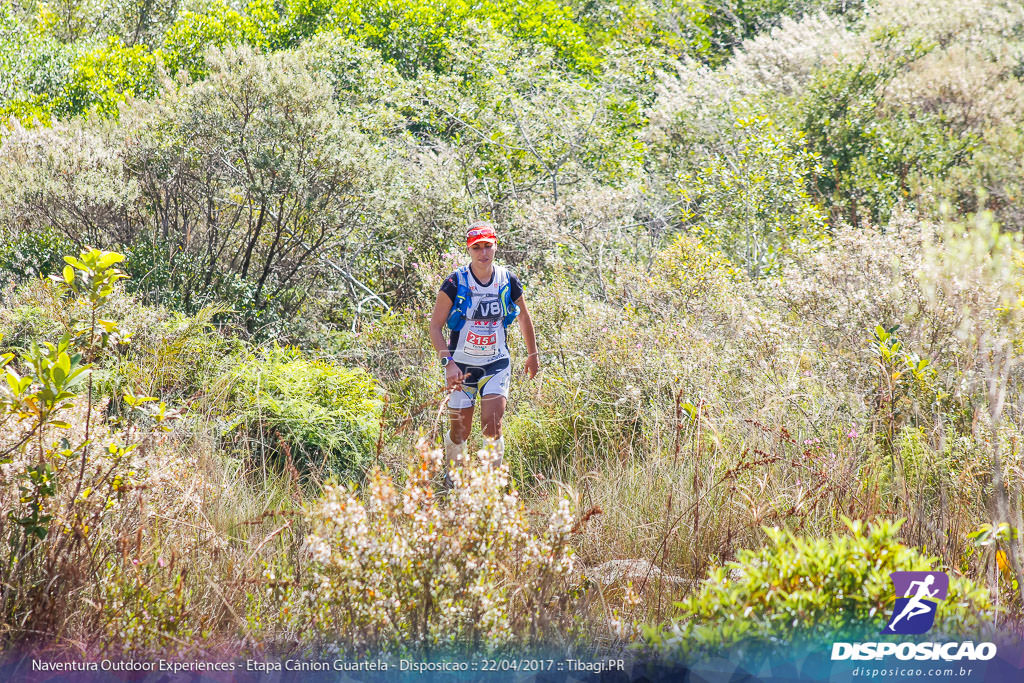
[{"left": 0, "top": 0, "right": 1023, "bottom": 664}]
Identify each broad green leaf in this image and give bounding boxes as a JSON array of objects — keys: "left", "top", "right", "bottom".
[
  {"left": 96, "top": 252, "right": 125, "bottom": 269},
  {"left": 6, "top": 369, "right": 22, "bottom": 395},
  {"left": 56, "top": 352, "right": 71, "bottom": 381}
]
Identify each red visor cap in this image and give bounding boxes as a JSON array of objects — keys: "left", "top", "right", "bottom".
[{"left": 467, "top": 225, "right": 498, "bottom": 247}]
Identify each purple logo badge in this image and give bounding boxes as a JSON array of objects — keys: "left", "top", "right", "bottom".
[{"left": 883, "top": 571, "right": 948, "bottom": 635}]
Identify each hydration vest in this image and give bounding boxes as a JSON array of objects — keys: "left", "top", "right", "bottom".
[{"left": 446, "top": 265, "right": 519, "bottom": 331}]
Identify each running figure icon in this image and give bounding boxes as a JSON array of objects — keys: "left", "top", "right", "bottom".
[
  {"left": 883, "top": 571, "right": 948, "bottom": 635},
  {"left": 886, "top": 575, "right": 938, "bottom": 631}
]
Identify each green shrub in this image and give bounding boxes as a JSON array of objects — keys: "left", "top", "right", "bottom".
[
  {"left": 98, "top": 304, "right": 240, "bottom": 411},
  {"left": 225, "top": 345, "right": 383, "bottom": 480},
  {"left": 504, "top": 404, "right": 574, "bottom": 479},
  {"left": 99, "top": 554, "right": 214, "bottom": 657},
  {"left": 0, "top": 94, "right": 54, "bottom": 126},
  {"left": 643, "top": 233, "right": 742, "bottom": 315},
  {"left": 642, "top": 518, "right": 993, "bottom": 657},
  {"left": 0, "top": 226, "right": 74, "bottom": 286},
  {"left": 120, "top": 236, "right": 296, "bottom": 340},
  {"left": 55, "top": 36, "right": 158, "bottom": 117},
  {"left": 0, "top": 247, "right": 186, "bottom": 643}
]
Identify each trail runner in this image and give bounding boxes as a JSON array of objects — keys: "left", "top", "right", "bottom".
[{"left": 428, "top": 221, "right": 539, "bottom": 481}]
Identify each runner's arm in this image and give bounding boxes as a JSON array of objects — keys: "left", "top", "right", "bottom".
[
  {"left": 516, "top": 296, "right": 539, "bottom": 377},
  {"left": 430, "top": 291, "right": 454, "bottom": 362}
]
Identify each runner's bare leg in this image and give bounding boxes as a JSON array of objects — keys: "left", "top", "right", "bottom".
[
  {"left": 450, "top": 405, "right": 475, "bottom": 443},
  {"left": 480, "top": 395, "right": 506, "bottom": 467}
]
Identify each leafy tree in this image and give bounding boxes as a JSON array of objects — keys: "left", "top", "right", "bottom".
[
  {"left": 122, "top": 46, "right": 387, "bottom": 334},
  {"left": 676, "top": 112, "right": 827, "bottom": 275},
  {"left": 801, "top": 46, "right": 979, "bottom": 227},
  {"left": 418, "top": 32, "right": 650, "bottom": 212},
  {"left": 649, "top": 0, "right": 866, "bottom": 65},
  {"left": 300, "top": 31, "right": 415, "bottom": 137},
  {"left": 0, "top": 119, "right": 141, "bottom": 246},
  {"left": 107, "top": 0, "right": 184, "bottom": 49},
  {"left": 279, "top": 0, "right": 600, "bottom": 76},
  {"left": 159, "top": 0, "right": 281, "bottom": 79},
  {"left": 33, "top": 0, "right": 108, "bottom": 42},
  {"left": 0, "top": 2, "right": 77, "bottom": 122}
]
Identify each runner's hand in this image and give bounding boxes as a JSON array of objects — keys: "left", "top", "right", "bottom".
[
  {"left": 524, "top": 354, "right": 539, "bottom": 379},
  {"left": 445, "top": 364, "right": 465, "bottom": 390}
]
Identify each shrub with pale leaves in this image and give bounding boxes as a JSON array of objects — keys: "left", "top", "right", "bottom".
[{"left": 272, "top": 439, "right": 577, "bottom": 655}]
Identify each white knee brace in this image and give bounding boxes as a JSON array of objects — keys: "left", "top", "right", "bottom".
[
  {"left": 444, "top": 432, "right": 468, "bottom": 467},
  {"left": 482, "top": 435, "right": 505, "bottom": 468}
]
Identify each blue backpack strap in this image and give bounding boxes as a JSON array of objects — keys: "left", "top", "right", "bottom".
[
  {"left": 497, "top": 266, "right": 520, "bottom": 328},
  {"left": 446, "top": 266, "right": 472, "bottom": 331}
]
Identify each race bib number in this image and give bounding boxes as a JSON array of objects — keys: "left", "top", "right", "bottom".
[{"left": 464, "top": 326, "right": 497, "bottom": 356}]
